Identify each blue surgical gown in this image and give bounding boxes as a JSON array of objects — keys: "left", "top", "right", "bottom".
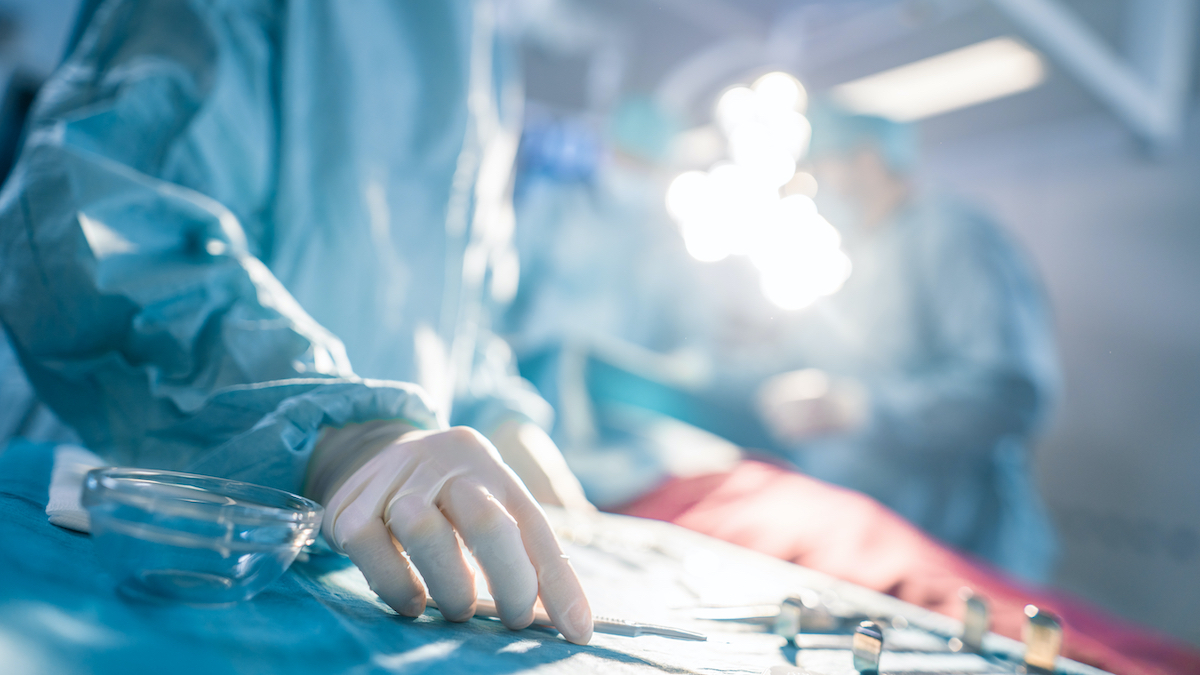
[{"left": 0, "top": 0, "right": 550, "bottom": 494}]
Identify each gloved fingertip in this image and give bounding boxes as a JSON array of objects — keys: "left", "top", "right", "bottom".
[
  {"left": 388, "top": 593, "right": 427, "bottom": 614},
  {"left": 499, "top": 603, "right": 536, "bottom": 631},
  {"left": 563, "top": 630, "right": 592, "bottom": 646},
  {"left": 438, "top": 598, "right": 476, "bottom": 622},
  {"left": 559, "top": 603, "right": 593, "bottom": 645},
  {"left": 560, "top": 619, "right": 593, "bottom": 645},
  {"left": 400, "top": 595, "right": 427, "bottom": 617}
]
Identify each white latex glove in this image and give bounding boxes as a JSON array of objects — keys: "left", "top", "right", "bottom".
[
  {"left": 307, "top": 422, "right": 593, "bottom": 644},
  {"left": 487, "top": 420, "right": 595, "bottom": 512},
  {"left": 757, "top": 368, "right": 868, "bottom": 442}
]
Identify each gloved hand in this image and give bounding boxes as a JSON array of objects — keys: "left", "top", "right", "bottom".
[
  {"left": 487, "top": 419, "right": 595, "bottom": 512},
  {"left": 757, "top": 368, "right": 869, "bottom": 442},
  {"left": 306, "top": 422, "right": 593, "bottom": 644}
]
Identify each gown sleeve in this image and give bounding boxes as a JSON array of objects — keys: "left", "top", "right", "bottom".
[{"left": 0, "top": 0, "right": 438, "bottom": 492}]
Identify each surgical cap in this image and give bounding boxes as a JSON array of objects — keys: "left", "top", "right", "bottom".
[
  {"left": 608, "top": 94, "right": 680, "bottom": 163},
  {"left": 806, "top": 102, "right": 918, "bottom": 174}
]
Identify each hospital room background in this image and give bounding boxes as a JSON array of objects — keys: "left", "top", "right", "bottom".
[{"left": 1, "top": 0, "right": 1197, "bottom": 650}]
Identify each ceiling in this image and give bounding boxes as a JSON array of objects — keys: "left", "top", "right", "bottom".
[{"left": 522, "top": 0, "right": 1200, "bottom": 147}]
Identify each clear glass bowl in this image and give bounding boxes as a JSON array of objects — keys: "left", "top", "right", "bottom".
[{"left": 82, "top": 468, "right": 323, "bottom": 605}]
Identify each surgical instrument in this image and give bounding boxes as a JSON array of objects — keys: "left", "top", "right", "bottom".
[
  {"left": 1023, "top": 605, "right": 1062, "bottom": 674},
  {"left": 427, "top": 597, "right": 708, "bottom": 641}
]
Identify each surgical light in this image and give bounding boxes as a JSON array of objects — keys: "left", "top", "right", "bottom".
[
  {"left": 665, "top": 170, "right": 710, "bottom": 223},
  {"left": 727, "top": 125, "right": 800, "bottom": 188},
  {"left": 757, "top": 245, "right": 852, "bottom": 311},
  {"left": 715, "top": 80, "right": 811, "bottom": 163},
  {"left": 667, "top": 164, "right": 777, "bottom": 262},
  {"left": 751, "top": 197, "right": 851, "bottom": 311},
  {"left": 714, "top": 86, "right": 757, "bottom": 134},
  {"left": 668, "top": 72, "right": 852, "bottom": 311},
  {"left": 679, "top": 220, "right": 733, "bottom": 262},
  {"left": 830, "top": 36, "right": 1045, "bottom": 122},
  {"left": 752, "top": 71, "right": 807, "bottom": 114}
]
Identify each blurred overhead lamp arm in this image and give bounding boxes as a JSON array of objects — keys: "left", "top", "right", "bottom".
[{"left": 988, "top": 0, "right": 1197, "bottom": 153}]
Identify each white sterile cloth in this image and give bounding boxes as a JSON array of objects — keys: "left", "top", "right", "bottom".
[{"left": 46, "top": 445, "right": 105, "bottom": 533}]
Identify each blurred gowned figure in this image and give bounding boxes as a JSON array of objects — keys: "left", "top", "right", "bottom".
[
  {"left": 740, "top": 107, "right": 1060, "bottom": 582},
  {"left": 507, "top": 102, "right": 1059, "bottom": 583}
]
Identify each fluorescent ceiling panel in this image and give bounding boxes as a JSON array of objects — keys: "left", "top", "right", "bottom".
[{"left": 831, "top": 36, "right": 1046, "bottom": 121}]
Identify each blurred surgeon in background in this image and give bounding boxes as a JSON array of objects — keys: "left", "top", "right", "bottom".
[
  {"left": 744, "top": 107, "right": 1061, "bottom": 582},
  {"left": 507, "top": 98, "right": 1059, "bottom": 583},
  {"left": 499, "top": 70, "right": 1196, "bottom": 673},
  {"left": 0, "top": 0, "right": 593, "bottom": 643}
]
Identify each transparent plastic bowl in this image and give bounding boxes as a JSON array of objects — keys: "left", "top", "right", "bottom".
[{"left": 82, "top": 468, "right": 323, "bottom": 605}]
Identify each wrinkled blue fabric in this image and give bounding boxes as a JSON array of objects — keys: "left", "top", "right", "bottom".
[
  {"left": 0, "top": 0, "right": 549, "bottom": 493},
  {"left": 507, "top": 167, "right": 1060, "bottom": 581}
]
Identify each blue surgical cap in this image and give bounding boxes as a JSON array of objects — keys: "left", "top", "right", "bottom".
[
  {"left": 806, "top": 101, "right": 918, "bottom": 174},
  {"left": 607, "top": 94, "right": 681, "bottom": 163},
  {"left": 518, "top": 117, "right": 603, "bottom": 183}
]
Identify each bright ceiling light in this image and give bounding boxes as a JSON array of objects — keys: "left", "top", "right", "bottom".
[
  {"left": 715, "top": 87, "right": 757, "bottom": 133},
  {"left": 665, "top": 70, "right": 853, "bottom": 309},
  {"left": 752, "top": 71, "right": 807, "bottom": 113},
  {"left": 727, "top": 125, "right": 797, "bottom": 188},
  {"left": 830, "top": 36, "right": 1046, "bottom": 122},
  {"left": 665, "top": 170, "right": 710, "bottom": 223}
]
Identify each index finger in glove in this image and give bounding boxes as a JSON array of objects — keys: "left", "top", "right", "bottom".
[{"left": 502, "top": 492, "right": 593, "bottom": 645}]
